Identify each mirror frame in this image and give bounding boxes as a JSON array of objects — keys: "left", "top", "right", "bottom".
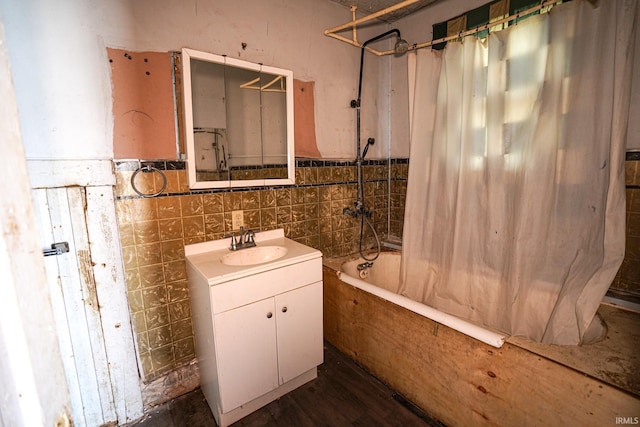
[{"left": 181, "top": 48, "right": 295, "bottom": 189}]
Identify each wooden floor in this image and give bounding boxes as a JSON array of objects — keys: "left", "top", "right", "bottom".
[{"left": 127, "top": 342, "right": 443, "bottom": 427}]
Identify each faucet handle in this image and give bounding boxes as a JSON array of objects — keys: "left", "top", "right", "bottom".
[
  {"left": 245, "top": 230, "right": 256, "bottom": 244},
  {"left": 223, "top": 232, "right": 238, "bottom": 250}
]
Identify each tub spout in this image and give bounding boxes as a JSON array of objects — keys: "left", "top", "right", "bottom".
[{"left": 357, "top": 261, "right": 374, "bottom": 271}]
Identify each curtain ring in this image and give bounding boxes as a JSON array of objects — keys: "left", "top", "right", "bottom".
[{"left": 131, "top": 165, "right": 167, "bottom": 198}]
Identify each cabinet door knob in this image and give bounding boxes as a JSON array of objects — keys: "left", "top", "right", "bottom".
[
  {"left": 281, "top": 307, "right": 288, "bottom": 313},
  {"left": 266, "top": 312, "right": 273, "bottom": 319}
]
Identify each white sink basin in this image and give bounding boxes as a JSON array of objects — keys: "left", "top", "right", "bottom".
[{"left": 221, "top": 246, "right": 288, "bottom": 266}]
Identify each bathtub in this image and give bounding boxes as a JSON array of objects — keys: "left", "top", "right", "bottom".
[
  {"left": 322, "top": 251, "right": 637, "bottom": 426},
  {"left": 337, "top": 252, "right": 506, "bottom": 348}
]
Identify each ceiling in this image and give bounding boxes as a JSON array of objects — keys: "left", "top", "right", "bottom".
[{"left": 326, "top": 0, "right": 443, "bottom": 23}]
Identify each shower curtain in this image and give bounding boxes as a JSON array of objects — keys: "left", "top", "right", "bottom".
[{"left": 400, "top": 0, "right": 637, "bottom": 345}]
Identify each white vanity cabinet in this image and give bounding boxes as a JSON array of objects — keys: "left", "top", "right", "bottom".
[
  {"left": 214, "top": 280, "right": 323, "bottom": 413},
  {"left": 185, "top": 230, "right": 323, "bottom": 427}
]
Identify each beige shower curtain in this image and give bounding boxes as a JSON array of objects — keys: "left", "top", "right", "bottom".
[{"left": 401, "top": 0, "right": 637, "bottom": 345}]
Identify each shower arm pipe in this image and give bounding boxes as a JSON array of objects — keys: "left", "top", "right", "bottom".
[
  {"left": 354, "top": 29, "right": 403, "bottom": 210},
  {"left": 357, "top": 29, "right": 401, "bottom": 103}
]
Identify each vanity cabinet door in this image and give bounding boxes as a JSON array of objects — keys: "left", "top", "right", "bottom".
[
  {"left": 275, "top": 281, "right": 324, "bottom": 384},
  {"left": 213, "top": 297, "right": 279, "bottom": 412}
]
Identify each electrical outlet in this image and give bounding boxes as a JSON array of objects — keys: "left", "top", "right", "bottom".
[{"left": 232, "top": 210, "right": 244, "bottom": 230}]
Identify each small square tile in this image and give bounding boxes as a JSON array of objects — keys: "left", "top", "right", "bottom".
[
  {"left": 164, "top": 260, "right": 187, "bottom": 283},
  {"left": 291, "top": 204, "right": 306, "bottom": 222},
  {"left": 203, "top": 194, "right": 224, "bottom": 214},
  {"left": 242, "top": 191, "right": 260, "bottom": 210},
  {"left": 159, "top": 218, "right": 184, "bottom": 241},
  {"left": 260, "top": 208, "right": 276, "bottom": 228},
  {"left": 145, "top": 305, "right": 170, "bottom": 329},
  {"left": 304, "top": 168, "right": 318, "bottom": 184},
  {"left": 319, "top": 218, "right": 332, "bottom": 234},
  {"left": 304, "top": 187, "right": 319, "bottom": 204},
  {"left": 118, "top": 223, "right": 135, "bottom": 247},
  {"left": 124, "top": 268, "right": 141, "bottom": 291},
  {"left": 182, "top": 216, "right": 205, "bottom": 238},
  {"left": 223, "top": 192, "right": 242, "bottom": 211},
  {"left": 136, "top": 243, "right": 163, "bottom": 267},
  {"left": 171, "top": 318, "right": 193, "bottom": 341},
  {"left": 180, "top": 195, "right": 203, "bottom": 216},
  {"left": 115, "top": 171, "right": 134, "bottom": 198},
  {"left": 291, "top": 221, "right": 305, "bottom": 238},
  {"left": 173, "top": 337, "right": 195, "bottom": 362},
  {"left": 157, "top": 197, "right": 182, "bottom": 219},
  {"left": 127, "top": 290, "right": 144, "bottom": 313},
  {"left": 159, "top": 170, "right": 181, "bottom": 194},
  {"left": 319, "top": 187, "right": 332, "bottom": 202},
  {"left": 150, "top": 344, "right": 174, "bottom": 372},
  {"left": 244, "top": 209, "right": 260, "bottom": 229},
  {"left": 331, "top": 167, "right": 344, "bottom": 182},
  {"left": 148, "top": 325, "right": 173, "bottom": 349},
  {"left": 330, "top": 185, "right": 343, "bottom": 201},
  {"left": 131, "top": 198, "right": 158, "bottom": 221},
  {"left": 131, "top": 311, "right": 147, "bottom": 333},
  {"left": 115, "top": 199, "right": 133, "bottom": 224},
  {"left": 177, "top": 170, "right": 190, "bottom": 193},
  {"left": 167, "top": 281, "right": 190, "bottom": 303},
  {"left": 121, "top": 246, "right": 138, "bottom": 270},
  {"left": 142, "top": 285, "right": 168, "bottom": 309},
  {"left": 136, "top": 331, "right": 150, "bottom": 354},
  {"left": 276, "top": 206, "right": 292, "bottom": 224},
  {"left": 139, "top": 264, "right": 165, "bottom": 288},
  {"left": 204, "top": 213, "right": 225, "bottom": 234},
  {"left": 331, "top": 200, "right": 346, "bottom": 216},
  {"left": 345, "top": 166, "right": 356, "bottom": 181},
  {"left": 260, "top": 190, "right": 276, "bottom": 208},
  {"left": 625, "top": 161, "right": 637, "bottom": 185},
  {"left": 304, "top": 219, "right": 319, "bottom": 236},
  {"left": 318, "top": 167, "right": 333, "bottom": 184},
  {"left": 139, "top": 353, "right": 153, "bottom": 377},
  {"left": 276, "top": 188, "right": 292, "bottom": 206},
  {"left": 168, "top": 300, "right": 191, "bottom": 322},
  {"left": 161, "top": 239, "right": 185, "bottom": 263},
  {"left": 319, "top": 202, "right": 332, "bottom": 219}
]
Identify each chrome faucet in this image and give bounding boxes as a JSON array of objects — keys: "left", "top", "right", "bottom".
[{"left": 225, "top": 226, "right": 257, "bottom": 251}]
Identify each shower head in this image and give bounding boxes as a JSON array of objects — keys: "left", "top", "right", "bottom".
[
  {"left": 361, "top": 29, "right": 408, "bottom": 54},
  {"left": 362, "top": 137, "right": 375, "bottom": 159},
  {"left": 394, "top": 37, "right": 409, "bottom": 55}
]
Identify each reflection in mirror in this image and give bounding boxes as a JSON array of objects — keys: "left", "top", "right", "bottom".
[{"left": 182, "top": 48, "right": 294, "bottom": 189}]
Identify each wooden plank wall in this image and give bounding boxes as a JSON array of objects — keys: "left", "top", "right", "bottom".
[{"left": 323, "top": 267, "right": 640, "bottom": 426}]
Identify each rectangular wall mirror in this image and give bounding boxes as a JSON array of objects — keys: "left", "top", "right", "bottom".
[{"left": 181, "top": 48, "right": 295, "bottom": 189}]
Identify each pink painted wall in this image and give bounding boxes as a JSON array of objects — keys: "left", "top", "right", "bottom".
[{"left": 109, "top": 48, "right": 176, "bottom": 159}]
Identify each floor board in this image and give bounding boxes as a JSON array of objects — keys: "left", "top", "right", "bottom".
[{"left": 127, "top": 342, "right": 443, "bottom": 426}]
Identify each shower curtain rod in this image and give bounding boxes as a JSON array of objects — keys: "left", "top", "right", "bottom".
[{"left": 324, "top": 0, "right": 564, "bottom": 56}]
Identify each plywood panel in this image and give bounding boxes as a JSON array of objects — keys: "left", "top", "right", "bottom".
[{"left": 323, "top": 267, "right": 640, "bottom": 427}]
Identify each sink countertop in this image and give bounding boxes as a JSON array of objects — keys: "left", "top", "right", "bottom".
[{"left": 185, "top": 229, "right": 322, "bottom": 286}]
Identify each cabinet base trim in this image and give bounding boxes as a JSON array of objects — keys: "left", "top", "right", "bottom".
[{"left": 215, "top": 368, "right": 317, "bottom": 427}]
